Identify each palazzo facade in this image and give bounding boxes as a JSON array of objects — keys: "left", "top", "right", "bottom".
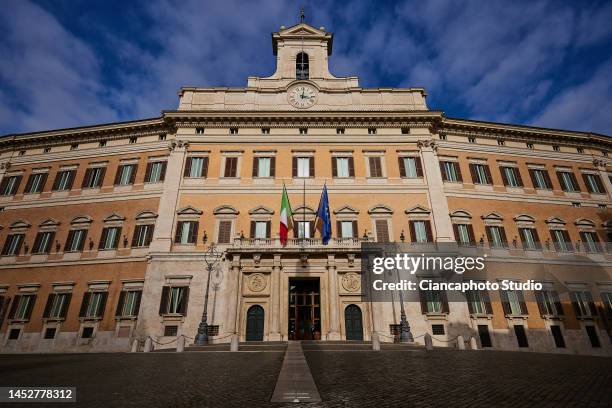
[{"left": 0, "top": 22, "right": 611, "bottom": 355}]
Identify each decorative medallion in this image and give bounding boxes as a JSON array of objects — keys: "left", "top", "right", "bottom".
[
  {"left": 247, "top": 273, "right": 267, "bottom": 292},
  {"left": 341, "top": 272, "right": 361, "bottom": 293},
  {"left": 287, "top": 83, "right": 318, "bottom": 109}
]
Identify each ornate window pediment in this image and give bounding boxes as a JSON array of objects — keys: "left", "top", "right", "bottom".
[
  {"left": 333, "top": 205, "right": 359, "bottom": 215},
  {"left": 545, "top": 217, "right": 566, "bottom": 225},
  {"left": 213, "top": 205, "right": 239, "bottom": 215},
  {"left": 10, "top": 220, "right": 31, "bottom": 230},
  {"left": 71, "top": 216, "right": 92, "bottom": 226},
  {"left": 368, "top": 204, "right": 393, "bottom": 215},
  {"left": 248, "top": 206, "right": 274, "bottom": 215},
  {"left": 177, "top": 206, "right": 203, "bottom": 216},
  {"left": 405, "top": 205, "right": 431, "bottom": 216},
  {"left": 293, "top": 205, "right": 316, "bottom": 216},
  {"left": 481, "top": 212, "right": 503, "bottom": 221},
  {"left": 574, "top": 218, "right": 595, "bottom": 228},
  {"left": 450, "top": 210, "right": 472, "bottom": 220},
  {"left": 103, "top": 213, "right": 126, "bottom": 223},
  {"left": 39, "top": 218, "right": 60, "bottom": 228},
  {"left": 135, "top": 210, "right": 158, "bottom": 220},
  {"left": 514, "top": 214, "right": 536, "bottom": 223}
]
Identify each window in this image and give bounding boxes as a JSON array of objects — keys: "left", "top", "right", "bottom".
[
  {"left": 250, "top": 221, "right": 271, "bottom": 239},
  {"left": 477, "top": 325, "right": 492, "bottom": 347},
  {"left": 468, "top": 137, "right": 476, "bottom": 143},
  {"left": 526, "top": 143, "right": 534, "bottom": 149},
  {"left": 145, "top": 161, "right": 167, "bottom": 183},
  {"left": 535, "top": 290, "right": 563, "bottom": 316},
  {"left": 582, "top": 173, "right": 605, "bottom": 194},
  {"left": 253, "top": 157, "right": 275, "bottom": 178},
  {"left": 81, "top": 327, "right": 94, "bottom": 338},
  {"left": 466, "top": 290, "right": 492, "bottom": 314},
  {"left": 571, "top": 291, "right": 595, "bottom": 317},
  {"left": 299, "top": 127, "right": 308, "bottom": 135},
  {"left": 529, "top": 168, "right": 552, "bottom": 189},
  {"left": 8, "top": 328, "right": 21, "bottom": 339},
  {"left": 261, "top": 127, "right": 270, "bottom": 134},
  {"left": 18, "top": 150, "right": 25, "bottom": 156},
  {"left": 70, "top": 143, "right": 79, "bottom": 150},
  {"left": 224, "top": 157, "right": 238, "bottom": 178},
  {"left": 420, "top": 290, "right": 448, "bottom": 314},
  {"left": 453, "top": 224, "right": 475, "bottom": 246},
  {"left": 296, "top": 221, "right": 313, "bottom": 239},
  {"left": 401, "top": 127, "right": 410, "bottom": 135},
  {"left": 164, "top": 325, "right": 178, "bottom": 336},
  {"left": 132, "top": 224, "right": 155, "bottom": 247},
  {"left": 159, "top": 133, "right": 166, "bottom": 141},
  {"left": 500, "top": 166, "right": 523, "bottom": 187},
  {"left": 9, "top": 294, "right": 37, "bottom": 320},
  {"left": 603, "top": 151, "right": 609, "bottom": 157},
  {"left": 431, "top": 324, "right": 445, "bottom": 335},
  {"left": 217, "top": 220, "right": 232, "bottom": 244},
  {"left": 24, "top": 173, "right": 48, "bottom": 194},
  {"left": 439, "top": 134, "right": 447, "bottom": 141},
  {"left": 195, "top": 127, "right": 205, "bottom": 134},
  {"left": 114, "top": 164, "right": 137, "bottom": 186},
  {"left": 375, "top": 219, "right": 390, "bottom": 242},
  {"left": 409, "top": 220, "right": 432, "bottom": 243},
  {"left": 501, "top": 289, "right": 527, "bottom": 315},
  {"left": 577, "top": 147, "right": 584, "bottom": 153},
  {"left": 580, "top": 231, "right": 602, "bottom": 253},
  {"left": 602, "top": 292, "right": 612, "bottom": 315},
  {"left": 1, "top": 233, "right": 25, "bottom": 255},
  {"left": 572, "top": 202, "right": 581, "bottom": 208},
  {"left": 336, "top": 128, "right": 345, "bottom": 135},
  {"left": 296, "top": 52, "right": 309, "bottom": 80},
  {"left": 556, "top": 171, "right": 580, "bottom": 192},
  {"left": 32, "top": 231, "right": 55, "bottom": 254},
  {"left": 368, "top": 128, "right": 377, "bottom": 135},
  {"left": 79, "top": 292, "right": 108, "bottom": 319},
  {"left": 115, "top": 290, "right": 142, "bottom": 317},
  {"left": 398, "top": 157, "right": 422, "bottom": 178},
  {"left": 550, "top": 325, "right": 565, "bottom": 348},
  {"left": 585, "top": 325, "right": 601, "bottom": 347},
  {"left": 337, "top": 220, "right": 358, "bottom": 238},
  {"left": 44, "top": 328, "right": 56, "bottom": 339},
  {"left": 129, "top": 137, "right": 137, "bottom": 144},
  {"left": 514, "top": 325, "right": 529, "bottom": 347},
  {"left": 485, "top": 225, "right": 507, "bottom": 248},
  {"left": 519, "top": 228, "right": 540, "bottom": 250},
  {"left": 469, "top": 163, "right": 492, "bottom": 185},
  {"left": 52, "top": 170, "right": 75, "bottom": 191},
  {"left": 159, "top": 286, "right": 189, "bottom": 315},
  {"left": 332, "top": 157, "right": 354, "bottom": 178},
  {"left": 99, "top": 140, "right": 107, "bottom": 148},
  {"left": 552, "top": 145, "right": 560, "bottom": 152},
  {"left": 550, "top": 229, "right": 573, "bottom": 252},
  {"left": 497, "top": 139, "right": 505, "bottom": 146},
  {"left": 230, "top": 127, "right": 238, "bottom": 135},
  {"left": 43, "top": 147, "right": 51, "bottom": 153},
  {"left": 0, "top": 175, "right": 22, "bottom": 196},
  {"left": 439, "top": 161, "right": 462, "bottom": 182},
  {"left": 99, "top": 227, "right": 121, "bottom": 250},
  {"left": 184, "top": 157, "right": 209, "bottom": 178},
  {"left": 368, "top": 157, "right": 383, "bottom": 178},
  {"left": 43, "top": 293, "right": 71, "bottom": 319},
  {"left": 293, "top": 157, "right": 313, "bottom": 178},
  {"left": 81, "top": 167, "right": 106, "bottom": 189},
  {"left": 174, "top": 221, "right": 198, "bottom": 244},
  {"left": 65, "top": 229, "right": 88, "bottom": 252}
]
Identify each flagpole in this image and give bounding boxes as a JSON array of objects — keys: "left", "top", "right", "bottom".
[{"left": 302, "top": 178, "right": 306, "bottom": 243}]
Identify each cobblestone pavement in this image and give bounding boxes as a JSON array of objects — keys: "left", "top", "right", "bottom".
[{"left": 0, "top": 349, "right": 610, "bottom": 407}]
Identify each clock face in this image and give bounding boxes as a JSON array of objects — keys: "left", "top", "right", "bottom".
[{"left": 288, "top": 84, "right": 317, "bottom": 109}]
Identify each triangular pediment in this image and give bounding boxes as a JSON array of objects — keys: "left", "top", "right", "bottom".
[
  {"left": 481, "top": 212, "right": 504, "bottom": 221},
  {"left": 546, "top": 217, "right": 566, "bottom": 225},
  {"left": 177, "top": 205, "right": 203, "bottom": 215},
  {"left": 10, "top": 220, "right": 31, "bottom": 229},
  {"left": 405, "top": 205, "right": 431, "bottom": 215},
  {"left": 213, "top": 205, "right": 239, "bottom": 215},
  {"left": 249, "top": 206, "right": 274, "bottom": 215},
  {"left": 136, "top": 210, "right": 158, "bottom": 220},
  {"left": 574, "top": 218, "right": 595, "bottom": 227},
  {"left": 104, "top": 213, "right": 125, "bottom": 223},
  {"left": 278, "top": 23, "right": 327, "bottom": 37},
  {"left": 514, "top": 214, "right": 536, "bottom": 223},
  {"left": 333, "top": 205, "right": 359, "bottom": 215},
  {"left": 71, "top": 216, "right": 92, "bottom": 225},
  {"left": 39, "top": 218, "right": 60, "bottom": 228},
  {"left": 450, "top": 210, "right": 472, "bottom": 219},
  {"left": 368, "top": 204, "right": 393, "bottom": 215}
]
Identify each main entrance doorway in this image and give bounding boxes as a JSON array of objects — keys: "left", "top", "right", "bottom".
[
  {"left": 344, "top": 304, "right": 363, "bottom": 340},
  {"left": 289, "top": 278, "right": 320, "bottom": 340},
  {"left": 246, "top": 305, "right": 264, "bottom": 341}
]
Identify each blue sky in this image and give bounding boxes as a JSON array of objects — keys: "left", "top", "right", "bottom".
[{"left": 1, "top": 0, "right": 611, "bottom": 136}]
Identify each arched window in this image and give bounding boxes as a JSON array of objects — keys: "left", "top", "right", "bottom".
[{"left": 296, "top": 52, "right": 309, "bottom": 80}]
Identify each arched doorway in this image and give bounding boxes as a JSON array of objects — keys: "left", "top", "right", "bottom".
[
  {"left": 246, "top": 305, "right": 264, "bottom": 341},
  {"left": 345, "top": 304, "right": 363, "bottom": 341}
]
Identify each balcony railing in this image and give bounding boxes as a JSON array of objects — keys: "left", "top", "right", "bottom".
[{"left": 230, "top": 237, "right": 365, "bottom": 249}]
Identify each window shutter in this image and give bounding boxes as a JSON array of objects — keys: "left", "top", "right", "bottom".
[
  {"left": 77, "top": 230, "right": 87, "bottom": 251},
  {"left": 133, "top": 291, "right": 142, "bottom": 316},
  {"left": 408, "top": 221, "right": 416, "bottom": 243},
  {"left": 531, "top": 228, "right": 540, "bottom": 247},
  {"left": 189, "top": 222, "right": 199, "bottom": 244},
  {"left": 500, "top": 291, "right": 511, "bottom": 315},
  {"left": 485, "top": 226, "right": 493, "bottom": 246},
  {"left": 439, "top": 162, "right": 447, "bottom": 181},
  {"left": 518, "top": 291, "right": 528, "bottom": 315},
  {"left": 528, "top": 169, "right": 537, "bottom": 188},
  {"left": 424, "top": 220, "right": 433, "bottom": 242},
  {"left": 553, "top": 291, "right": 563, "bottom": 315},
  {"left": 250, "top": 221, "right": 256, "bottom": 238},
  {"left": 43, "top": 294, "right": 55, "bottom": 318},
  {"left": 179, "top": 288, "right": 190, "bottom": 315},
  {"left": 332, "top": 157, "right": 338, "bottom": 177},
  {"left": 60, "top": 293, "right": 71, "bottom": 318},
  {"left": 266, "top": 221, "right": 271, "bottom": 238},
  {"left": 414, "top": 157, "right": 423, "bottom": 177},
  {"left": 24, "top": 295, "right": 36, "bottom": 320},
  {"left": 97, "top": 167, "right": 106, "bottom": 187},
  {"left": 466, "top": 291, "right": 475, "bottom": 314},
  {"left": 0, "top": 178, "right": 8, "bottom": 194},
  {"left": 569, "top": 172, "right": 580, "bottom": 191},
  {"left": 562, "top": 230, "right": 573, "bottom": 251},
  {"left": 500, "top": 167, "right": 509, "bottom": 186},
  {"left": 184, "top": 158, "right": 193, "bottom": 177},
  {"left": 174, "top": 222, "right": 184, "bottom": 243},
  {"left": 8, "top": 295, "right": 20, "bottom": 319},
  {"left": 375, "top": 219, "right": 389, "bottom": 243},
  {"left": 79, "top": 292, "right": 90, "bottom": 318},
  {"left": 159, "top": 287, "right": 169, "bottom": 315},
  {"left": 467, "top": 225, "right": 475, "bottom": 244},
  {"left": 115, "top": 291, "right": 126, "bottom": 317},
  {"left": 98, "top": 292, "right": 108, "bottom": 318},
  {"left": 292, "top": 157, "right": 297, "bottom": 177},
  {"left": 24, "top": 174, "right": 34, "bottom": 193},
  {"left": 52, "top": 172, "right": 62, "bottom": 190},
  {"left": 269, "top": 157, "right": 276, "bottom": 177},
  {"left": 419, "top": 291, "right": 428, "bottom": 314},
  {"left": 556, "top": 172, "right": 567, "bottom": 191},
  {"left": 38, "top": 173, "right": 48, "bottom": 192},
  {"left": 452, "top": 224, "right": 460, "bottom": 242},
  {"left": 542, "top": 170, "right": 552, "bottom": 189},
  {"left": 469, "top": 164, "right": 477, "bottom": 184},
  {"left": 114, "top": 166, "right": 123, "bottom": 185},
  {"left": 484, "top": 165, "right": 493, "bottom": 184},
  {"left": 131, "top": 225, "right": 140, "bottom": 247},
  {"left": 144, "top": 163, "right": 153, "bottom": 182},
  {"left": 309, "top": 157, "right": 315, "bottom": 178},
  {"left": 348, "top": 157, "right": 355, "bottom": 177},
  {"left": 65, "top": 230, "right": 74, "bottom": 251},
  {"left": 455, "top": 162, "right": 463, "bottom": 182},
  {"left": 336, "top": 221, "right": 342, "bottom": 237},
  {"left": 352, "top": 221, "right": 358, "bottom": 238},
  {"left": 145, "top": 225, "right": 154, "bottom": 246},
  {"left": 441, "top": 291, "right": 449, "bottom": 313},
  {"left": 113, "top": 227, "right": 122, "bottom": 249},
  {"left": 252, "top": 157, "right": 258, "bottom": 177},
  {"left": 224, "top": 158, "right": 231, "bottom": 177},
  {"left": 593, "top": 174, "right": 605, "bottom": 193},
  {"left": 398, "top": 157, "right": 406, "bottom": 177},
  {"left": 218, "top": 221, "right": 232, "bottom": 244},
  {"left": 32, "top": 233, "right": 42, "bottom": 254},
  {"left": 98, "top": 228, "right": 108, "bottom": 250},
  {"left": 515, "top": 168, "right": 524, "bottom": 187},
  {"left": 535, "top": 291, "right": 545, "bottom": 315},
  {"left": 483, "top": 291, "right": 493, "bottom": 314},
  {"left": 499, "top": 226, "right": 508, "bottom": 246},
  {"left": 129, "top": 165, "right": 137, "bottom": 184}
]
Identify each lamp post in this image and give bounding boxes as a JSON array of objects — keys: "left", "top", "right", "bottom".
[
  {"left": 194, "top": 243, "right": 221, "bottom": 345},
  {"left": 395, "top": 261, "right": 413, "bottom": 343}
]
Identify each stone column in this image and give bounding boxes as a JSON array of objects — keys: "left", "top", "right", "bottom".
[
  {"left": 269, "top": 254, "right": 282, "bottom": 341},
  {"left": 593, "top": 158, "right": 612, "bottom": 200},
  {"left": 149, "top": 140, "right": 188, "bottom": 252},
  {"left": 418, "top": 139, "right": 455, "bottom": 242},
  {"left": 327, "top": 254, "right": 341, "bottom": 340},
  {"left": 224, "top": 254, "right": 242, "bottom": 335}
]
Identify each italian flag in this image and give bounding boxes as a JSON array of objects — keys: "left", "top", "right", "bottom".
[{"left": 280, "top": 185, "right": 292, "bottom": 246}]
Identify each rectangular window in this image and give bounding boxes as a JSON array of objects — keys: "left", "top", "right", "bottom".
[
  {"left": 551, "top": 229, "right": 573, "bottom": 252},
  {"left": 184, "top": 157, "right": 209, "bottom": 178},
  {"left": 601, "top": 292, "right": 612, "bottom": 316},
  {"left": 52, "top": 170, "right": 75, "bottom": 191},
  {"left": 333, "top": 157, "right": 354, "bottom": 178},
  {"left": 409, "top": 220, "right": 432, "bottom": 243},
  {"left": 145, "top": 161, "right": 166, "bottom": 183},
  {"left": 501, "top": 289, "right": 527, "bottom": 315},
  {"left": 251, "top": 221, "right": 270, "bottom": 239},
  {"left": 571, "top": 291, "right": 595, "bottom": 317},
  {"left": 529, "top": 169, "right": 552, "bottom": 189},
  {"left": 253, "top": 157, "right": 275, "bottom": 178},
  {"left": 174, "top": 221, "right": 198, "bottom": 244},
  {"left": 398, "top": 157, "right": 422, "bottom": 178},
  {"left": 420, "top": 290, "right": 448, "bottom": 314},
  {"left": 536, "top": 290, "right": 563, "bottom": 316},
  {"left": 469, "top": 163, "right": 492, "bottom": 185},
  {"left": 81, "top": 327, "right": 94, "bottom": 338},
  {"left": 114, "top": 164, "right": 137, "bottom": 186},
  {"left": 514, "top": 325, "right": 529, "bottom": 347},
  {"left": 164, "top": 325, "right": 178, "bottom": 336},
  {"left": 485, "top": 226, "right": 507, "bottom": 248},
  {"left": 580, "top": 231, "right": 602, "bottom": 253},
  {"left": 224, "top": 157, "right": 238, "bottom": 178},
  {"left": 132, "top": 224, "right": 154, "bottom": 247},
  {"left": 99, "top": 227, "right": 121, "bottom": 250},
  {"left": 0, "top": 175, "right": 22, "bottom": 196},
  {"left": 217, "top": 220, "right": 232, "bottom": 244},
  {"left": 295, "top": 157, "right": 312, "bottom": 178},
  {"left": 80, "top": 292, "right": 107, "bottom": 319},
  {"left": 32, "top": 231, "right": 55, "bottom": 254},
  {"left": 519, "top": 228, "right": 540, "bottom": 250},
  {"left": 368, "top": 157, "right": 383, "bottom": 177},
  {"left": 453, "top": 224, "right": 475, "bottom": 246},
  {"left": 550, "top": 325, "right": 566, "bottom": 348},
  {"left": 478, "top": 325, "right": 492, "bottom": 347},
  {"left": 431, "top": 324, "right": 445, "bottom": 335},
  {"left": 82, "top": 167, "right": 106, "bottom": 189},
  {"left": 10, "top": 294, "right": 37, "bottom": 320},
  {"left": 296, "top": 221, "right": 312, "bottom": 239},
  {"left": 500, "top": 166, "right": 523, "bottom": 187},
  {"left": 44, "top": 293, "right": 71, "bottom": 319},
  {"left": 582, "top": 173, "right": 605, "bottom": 194},
  {"left": 556, "top": 171, "right": 580, "bottom": 192},
  {"left": 65, "top": 229, "right": 87, "bottom": 252},
  {"left": 338, "top": 220, "right": 357, "bottom": 238},
  {"left": 44, "top": 328, "right": 56, "bottom": 339},
  {"left": 24, "top": 173, "right": 48, "bottom": 194},
  {"left": 1, "top": 233, "right": 25, "bottom": 255},
  {"left": 375, "top": 219, "right": 390, "bottom": 243},
  {"left": 585, "top": 325, "right": 601, "bottom": 348},
  {"left": 159, "top": 286, "right": 189, "bottom": 315},
  {"left": 116, "top": 290, "right": 142, "bottom": 317},
  {"left": 439, "top": 161, "right": 462, "bottom": 182},
  {"left": 466, "top": 290, "right": 492, "bottom": 314}
]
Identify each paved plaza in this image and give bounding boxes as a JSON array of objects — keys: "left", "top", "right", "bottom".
[{"left": 0, "top": 347, "right": 610, "bottom": 407}]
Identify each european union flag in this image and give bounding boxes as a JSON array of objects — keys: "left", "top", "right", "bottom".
[{"left": 316, "top": 184, "right": 332, "bottom": 245}]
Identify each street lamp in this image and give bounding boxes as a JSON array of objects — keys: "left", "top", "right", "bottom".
[
  {"left": 395, "top": 257, "right": 413, "bottom": 343},
  {"left": 194, "top": 242, "right": 221, "bottom": 345}
]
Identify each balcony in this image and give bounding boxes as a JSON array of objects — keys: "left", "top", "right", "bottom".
[{"left": 227, "top": 237, "right": 365, "bottom": 254}]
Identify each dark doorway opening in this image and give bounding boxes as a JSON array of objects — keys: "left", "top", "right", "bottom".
[
  {"left": 345, "top": 304, "right": 363, "bottom": 340},
  {"left": 585, "top": 325, "right": 601, "bottom": 348},
  {"left": 550, "top": 325, "right": 566, "bottom": 348},
  {"left": 514, "top": 325, "right": 529, "bottom": 348},
  {"left": 246, "top": 305, "right": 264, "bottom": 341},
  {"left": 477, "top": 325, "right": 492, "bottom": 347},
  {"left": 289, "top": 278, "right": 320, "bottom": 340}
]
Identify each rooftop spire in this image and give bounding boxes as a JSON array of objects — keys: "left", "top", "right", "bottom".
[{"left": 300, "top": 7, "right": 305, "bottom": 23}]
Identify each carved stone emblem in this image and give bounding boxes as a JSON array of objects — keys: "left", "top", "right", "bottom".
[
  {"left": 341, "top": 272, "right": 361, "bottom": 293},
  {"left": 247, "top": 273, "right": 266, "bottom": 292}
]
